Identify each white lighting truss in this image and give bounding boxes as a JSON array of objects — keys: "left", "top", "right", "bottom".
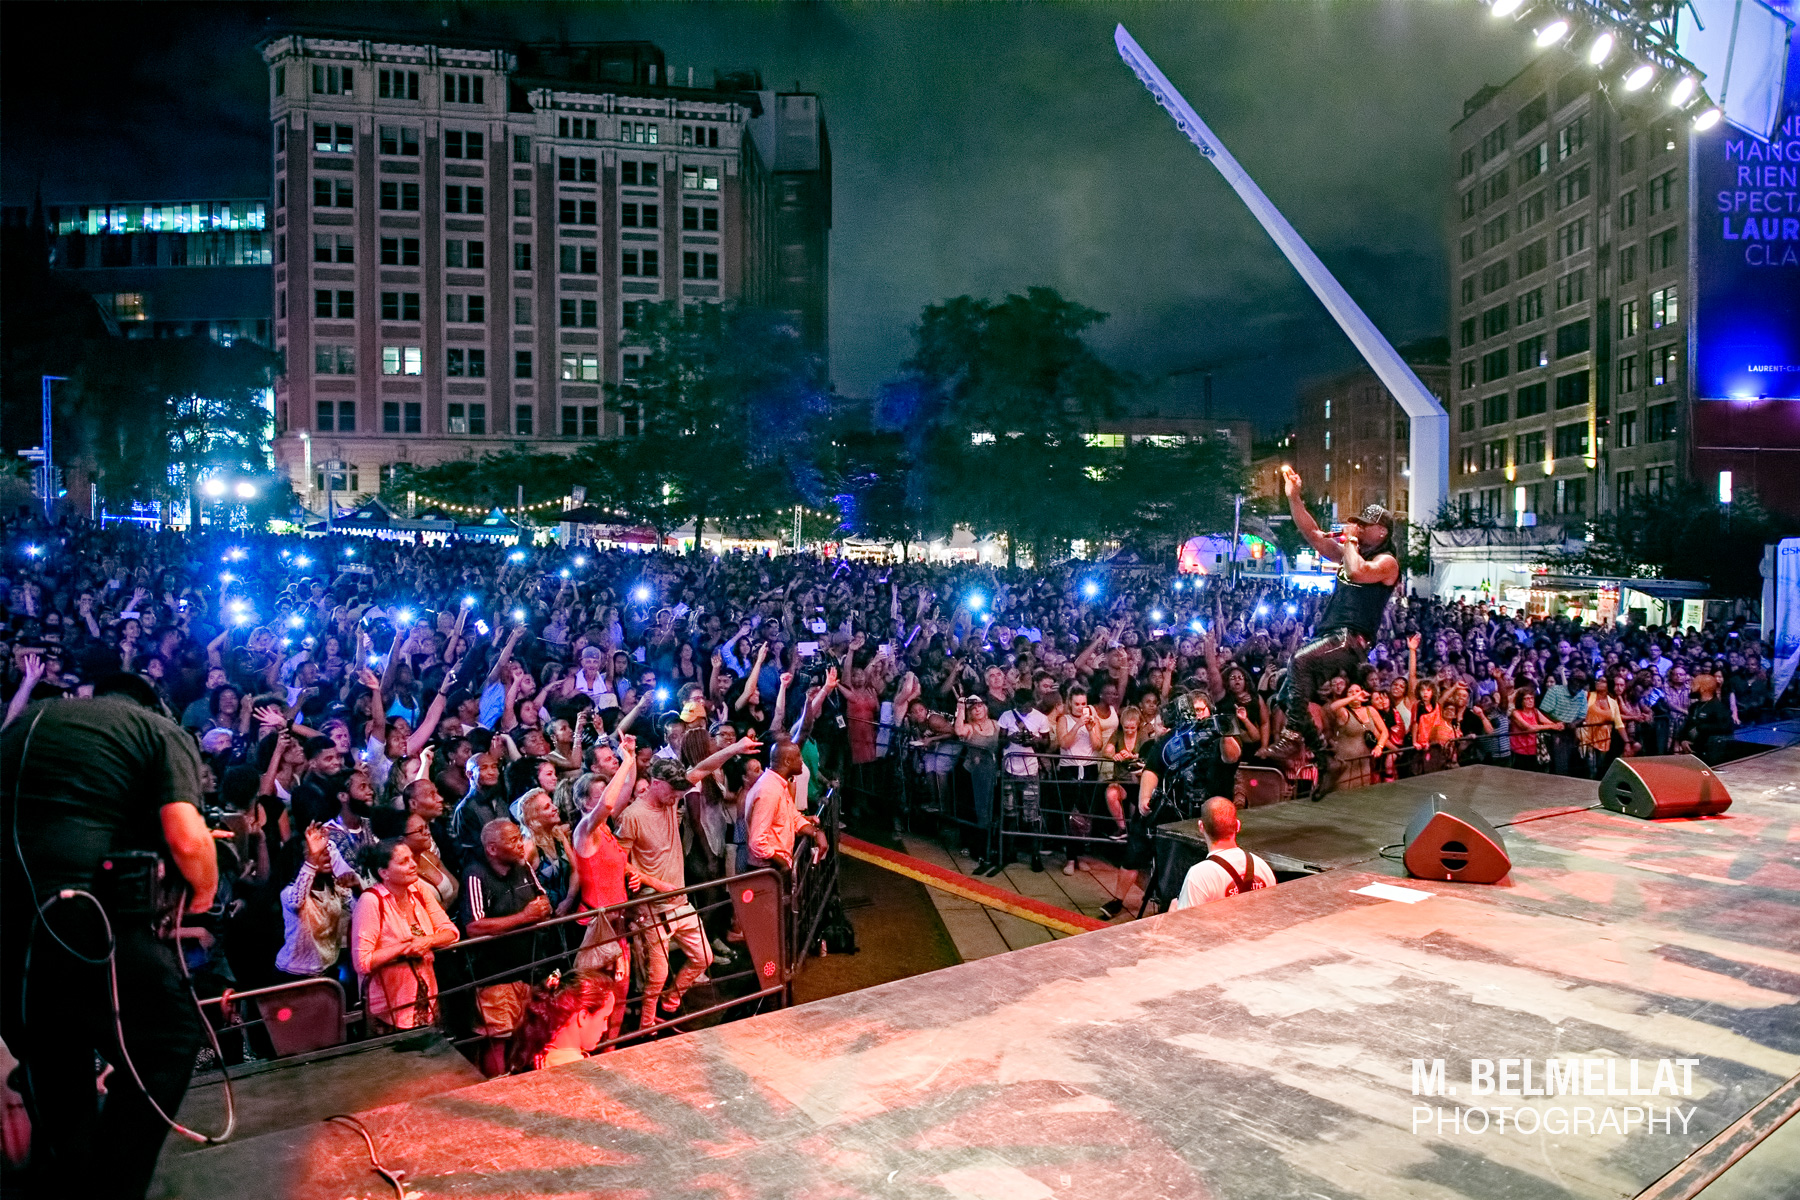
[{"left": 1485, "top": 0, "right": 1721, "bottom": 126}]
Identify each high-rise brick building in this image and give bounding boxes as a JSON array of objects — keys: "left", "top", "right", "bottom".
[
  {"left": 260, "top": 33, "right": 829, "bottom": 506},
  {"left": 1294, "top": 358, "right": 1449, "bottom": 526},
  {"left": 1448, "top": 51, "right": 1690, "bottom": 528}
]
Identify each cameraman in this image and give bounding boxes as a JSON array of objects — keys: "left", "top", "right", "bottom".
[{"left": 1, "top": 674, "right": 217, "bottom": 1199}]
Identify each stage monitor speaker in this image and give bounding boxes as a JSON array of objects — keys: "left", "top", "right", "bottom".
[
  {"left": 1598, "top": 754, "right": 1733, "bottom": 819},
  {"left": 1402, "top": 794, "right": 1510, "bottom": 884}
]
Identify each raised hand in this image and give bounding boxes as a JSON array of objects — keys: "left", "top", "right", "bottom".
[
  {"left": 303, "top": 822, "right": 331, "bottom": 867},
  {"left": 358, "top": 667, "right": 381, "bottom": 691},
  {"left": 1280, "top": 464, "right": 1302, "bottom": 498},
  {"left": 255, "top": 704, "right": 287, "bottom": 731}
]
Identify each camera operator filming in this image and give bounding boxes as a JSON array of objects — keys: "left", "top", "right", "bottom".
[{"left": 2, "top": 674, "right": 221, "bottom": 1199}]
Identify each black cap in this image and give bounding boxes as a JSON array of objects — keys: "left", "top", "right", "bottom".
[{"left": 1353, "top": 504, "right": 1394, "bottom": 532}]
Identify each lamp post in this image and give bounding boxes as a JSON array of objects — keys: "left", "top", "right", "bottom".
[{"left": 40, "top": 375, "right": 64, "bottom": 521}]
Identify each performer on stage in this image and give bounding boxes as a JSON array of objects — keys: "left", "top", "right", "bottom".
[{"left": 1267, "top": 464, "right": 1400, "bottom": 763}]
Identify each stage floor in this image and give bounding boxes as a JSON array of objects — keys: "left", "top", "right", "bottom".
[{"left": 158, "top": 752, "right": 1800, "bottom": 1200}]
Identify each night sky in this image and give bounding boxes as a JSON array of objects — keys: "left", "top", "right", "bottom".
[{"left": 1, "top": 2, "right": 1530, "bottom": 430}]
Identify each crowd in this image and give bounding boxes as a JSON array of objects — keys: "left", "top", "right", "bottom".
[{"left": 0, "top": 516, "right": 1781, "bottom": 1066}]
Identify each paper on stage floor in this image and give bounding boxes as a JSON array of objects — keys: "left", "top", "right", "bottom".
[{"left": 1352, "top": 882, "right": 1436, "bottom": 904}]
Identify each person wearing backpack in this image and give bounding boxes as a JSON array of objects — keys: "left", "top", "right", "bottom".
[{"left": 1170, "top": 796, "right": 1274, "bottom": 910}]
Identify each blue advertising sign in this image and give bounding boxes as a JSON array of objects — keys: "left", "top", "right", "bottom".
[{"left": 1695, "top": 3, "right": 1800, "bottom": 399}]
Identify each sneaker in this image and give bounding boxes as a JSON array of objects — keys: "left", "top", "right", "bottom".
[
  {"left": 711, "top": 938, "right": 734, "bottom": 958},
  {"left": 1062, "top": 858, "right": 1077, "bottom": 876},
  {"left": 1030, "top": 853, "right": 1045, "bottom": 873},
  {"left": 1100, "top": 898, "right": 1125, "bottom": 919}
]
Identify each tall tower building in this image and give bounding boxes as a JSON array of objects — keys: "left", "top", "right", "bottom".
[
  {"left": 260, "top": 33, "right": 828, "bottom": 508},
  {"left": 1449, "top": 53, "right": 1690, "bottom": 528}
]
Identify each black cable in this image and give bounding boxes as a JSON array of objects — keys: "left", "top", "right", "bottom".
[
  {"left": 325, "top": 1114, "right": 408, "bottom": 1199},
  {"left": 1494, "top": 802, "right": 1604, "bottom": 829},
  {"left": 1377, "top": 842, "right": 1406, "bottom": 861}
]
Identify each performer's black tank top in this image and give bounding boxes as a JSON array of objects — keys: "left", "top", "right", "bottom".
[{"left": 1317, "top": 563, "right": 1394, "bottom": 637}]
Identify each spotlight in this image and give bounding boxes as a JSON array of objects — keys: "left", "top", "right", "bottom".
[
  {"left": 1535, "top": 19, "right": 1569, "bottom": 46},
  {"left": 1624, "top": 63, "right": 1656, "bottom": 91},
  {"left": 633, "top": 585, "right": 651, "bottom": 602},
  {"left": 235, "top": 482, "right": 257, "bottom": 500},
  {"left": 202, "top": 479, "right": 226, "bottom": 498},
  {"left": 1693, "top": 107, "right": 1723, "bottom": 131},
  {"left": 1668, "top": 76, "right": 1697, "bottom": 107},
  {"left": 1081, "top": 581, "right": 1099, "bottom": 599},
  {"left": 1587, "top": 31, "right": 1615, "bottom": 64},
  {"left": 1490, "top": 0, "right": 1524, "bottom": 16}
]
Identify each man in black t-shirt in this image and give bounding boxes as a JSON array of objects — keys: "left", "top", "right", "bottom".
[
  {"left": 461, "top": 817, "right": 551, "bottom": 1074},
  {"left": 1, "top": 676, "right": 219, "bottom": 1199}
]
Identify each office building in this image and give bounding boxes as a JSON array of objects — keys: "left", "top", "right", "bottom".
[
  {"left": 1294, "top": 358, "right": 1449, "bottom": 525},
  {"left": 1449, "top": 52, "right": 1690, "bottom": 527},
  {"left": 260, "top": 33, "right": 829, "bottom": 506}
]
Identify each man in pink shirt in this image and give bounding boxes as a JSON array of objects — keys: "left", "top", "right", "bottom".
[{"left": 744, "top": 743, "right": 826, "bottom": 873}]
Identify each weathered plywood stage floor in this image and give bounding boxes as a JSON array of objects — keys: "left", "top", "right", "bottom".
[{"left": 158, "top": 752, "right": 1800, "bottom": 1200}]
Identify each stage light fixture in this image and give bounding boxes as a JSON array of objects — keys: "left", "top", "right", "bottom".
[
  {"left": 1693, "top": 106, "right": 1722, "bottom": 130},
  {"left": 1668, "top": 76, "right": 1697, "bottom": 107},
  {"left": 235, "top": 482, "right": 257, "bottom": 500},
  {"left": 1491, "top": 0, "right": 1525, "bottom": 16},
  {"left": 1535, "top": 19, "right": 1570, "bottom": 46},
  {"left": 1624, "top": 63, "right": 1656, "bottom": 91},
  {"left": 202, "top": 479, "right": 226, "bottom": 498},
  {"left": 1587, "top": 31, "right": 1615, "bottom": 63}
]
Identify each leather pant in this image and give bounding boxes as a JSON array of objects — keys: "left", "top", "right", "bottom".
[{"left": 1282, "top": 628, "right": 1369, "bottom": 749}]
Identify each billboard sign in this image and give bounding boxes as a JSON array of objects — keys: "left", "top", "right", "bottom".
[{"left": 1694, "top": 0, "right": 1800, "bottom": 399}]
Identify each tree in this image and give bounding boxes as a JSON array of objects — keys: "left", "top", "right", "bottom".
[
  {"left": 1554, "top": 484, "right": 1795, "bottom": 597},
  {"left": 606, "top": 302, "right": 831, "bottom": 545},
  {"left": 383, "top": 450, "right": 583, "bottom": 512},
  {"left": 1093, "top": 435, "right": 1247, "bottom": 558},
  {"left": 904, "top": 287, "right": 1129, "bottom": 566}
]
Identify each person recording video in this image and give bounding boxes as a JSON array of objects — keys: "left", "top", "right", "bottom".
[{"left": 1, "top": 673, "right": 218, "bottom": 1199}]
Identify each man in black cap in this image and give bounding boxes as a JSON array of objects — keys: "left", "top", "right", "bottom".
[{"left": 1267, "top": 465, "right": 1401, "bottom": 762}]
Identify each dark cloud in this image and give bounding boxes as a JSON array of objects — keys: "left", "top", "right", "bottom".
[{"left": 2, "top": 2, "right": 1530, "bottom": 428}]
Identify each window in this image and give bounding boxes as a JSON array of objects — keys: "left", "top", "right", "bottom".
[
  {"left": 1460, "top": 147, "right": 1475, "bottom": 178},
  {"left": 702, "top": 252, "right": 718, "bottom": 280},
  {"left": 1619, "top": 299, "right": 1640, "bottom": 339},
  {"left": 1460, "top": 232, "right": 1477, "bottom": 263},
  {"left": 383, "top": 401, "right": 402, "bottom": 433},
  {"left": 379, "top": 181, "right": 420, "bottom": 211},
  {"left": 1556, "top": 116, "right": 1586, "bottom": 162},
  {"left": 444, "top": 73, "right": 484, "bottom": 105},
  {"left": 313, "top": 123, "right": 353, "bottom": 153},
  {"left": 1554, "top": 421, "right": 1589, "bottom": 458},
  {"left": 1480, "top": 124, "right": 1507, "bottom": 163},
  {"left": 1615, "top": 471, "right": 1635, "bottom": 509},
  {"left": 1516, "top": 239, "right": 1548, "bottom": 280},
  {"left": 515, "top": 350, "right": 532, "bottom": 379},
  {"left": 621, "top": 249, "right": 658, "bottom": 276},
  {"left": 514, "top": 242, "right": 532, "bottom": 272},
  {"left": 1516, "top": 382, "right": 1548, "bottom": 417},
  {"left": 1482, "top": 393, "right": 1509, "bottom": 425},
  {"left": 1646, "top": 464, "right": 1676, "bottom": 496},
  {"left": 447, "top": 349, "right": 466, "bottom": 376},
  {"left": 558, "top": 198, "right": 597, "bottom": 225},
  {"left": 1519, "top": 287, "right": 1548, "bottom": 325},
  {"left": 1646, "top": 401, "right": 1679, "bottom": 442},
  {"left": 682, "top": 124, "right": 721, "bottom": 148},
  {"left": 1482, "top": 303, "right": 1510, "bottom": 339},
  {"left": 1555, "top": 217, "right": 1589, "bottom": 259},
  {"left": 1482, "top": 214, "right": 1509, "bottom": 251},
  {"left": 1460, "top": 445, "right": 1478, "bottom": 475},
  {"left": 314, "top": 344, "right": 355, "bottom": 374},
  {"left": 1481, "top": 171, "right": 1511, "bottom": 209},
  {"left": 1555, "top": 372, "right": 1588, "bottom": 410},
  {"left": 622, "top": 300, "right": 648, "bottom": 330},
  {"left": 1648, "top": 169, "right": 1677, "bottom": 214},
  {"left": 1555, "top": 477, "right": 1586, "bottom": 515},
  {"left": 1460, "top": 317, "right": 1477, "bottom": 348},
  {"left": 446, "top": 294, "right": 485, "bottom": 323},
  {"left": 1517, "top": 94, "right": 1548, "bottom": 135},
  {"left": 582, "top": 299, "right": 598, "bottom": 328},
  {"left": 311, "top": 65, "right": 353, "bottom": 95},
  {"left": 1618, "top": 354, "right": 1639, "bottom": 394},
  {"left": 561, "top": 405, "right": 601, "bottom": 437},
  {"left": 560, "top": 299, "right": 577, "bottom": 327},
  {"left": 1650, "top": 343, "right": 1679, "bottom": 386},
  {"left": 1518, "top": 429, "right": 1546, "bottom": 466},
  {"left": 379, "top": 126, "right": 420, "bottom": 156},
  {"left": 682, "top": 205, "right": 720, "bottom": 232},
  {"left": 514, "top": 296, "right": 531, "bottom": 326},
  {"left": 313, "top": 234, "right": 353, "bottom": 263},
  {"left": 1616, "top": 409, "right": 1638, "bottom": 448},
  {"left": 1482, "top": 348, "right": 1510, "bottom": 383},
  {"left": 469, "top": 349, "right": 486, "bottom": 377},
  {"left": 1651, "top": 286, "right": 1678, "bottom": 329},
  {"left": 312, "top": 178, "right": 352, "bottom": 208},
  {"left": 514, "top": 404, "right": 534, "bottom": 435},
  {"left": 381, "top": 345, "right": 422, "bottom": 376},
  {"left": 560, "top": 352, "right": 600, "bottom": 381},
  {"left": 445, "top": 186, "right": 483, "bottom": 214},
  {"left": 1618, "top": 244, "right": 1639, "bottom": 284},
  {"left": 1516, "top": 334, "right": 1546, "bottom": 371},
  {"left": 1460, "top": 361, "right": 1477, "bottom": 390},
  {"left": 1555, "top": 319, "right": 1590, "bottom": 358},
  {"left": 1619, "top": 189, "right": 1638, "bottom": 229},
  {"left": 1554, "top": 165, "right": 1591, "bottom": 209},
  {"left": 557, "top": 157, "right": 598, "bottom": 183},
  {"left": 622, "top": 120, "right": 660, "bottom": 144},
  {"left": 560, "top": 244, "right": 598, "bottom": 274},
  {"left": 1481, "top": 259, "right": 1509, "bottom": 294},
  {"left": 514, "top": 189, "right": 531, "bottom": 217},
  {"left": 443, "top": 130, "right": 484, "bottom": 159},
  {"left": 315, "top": 289, "right": 353, "bottom": 319},
  {"left": 1461, "top": 276, "right": 1477, "bottom": 306},
  {"left": 558, "top": 157, "right": 575, "bottom": 182},
  {"left": 380, "top": 292, "right": 421, "bottom": 321},
  {"left": 379, "top": 69, "right": 419, "bottom": 100},
  {"left": 681, "top": 164, "right": 720, "bottom": 191},
  {"left": 1517, "top": 141, "right": 1547, "bottom": 183},
  {"left": 1323, "top": 430, "right": 1331, "bottom": 450},
  {"left": 1460, "top": 403, "right": 1477, "bottom": 432},
  {"left": 446, "top": 402, "right": 486, "bottom": 434},
  {"left": 1483, "top": 439, "right": 1508, "bottom": 471},
  {"left": 334, "top": 401, "right": 357, "bottom": 432},
  {"left": 620, "top": 160, "right": 658, "bottom": 187},
  {"left": 559, "top": 116, "right": 600, "bottom": 139},
  {"left": 1618, "top": 135, "right": 1637, "bottom": 175},
  {"left": 1555, "top": 268, "right": 1587, "bottom": 309},
  {"left": 1517, "top": 190, "right": 1547, "bottom": 231},
  {"left": 512, "top": 134, "right": 531, "bottom": 163},
  {"left": 446, "top": 239, "right": 462, "bottom": 268}
]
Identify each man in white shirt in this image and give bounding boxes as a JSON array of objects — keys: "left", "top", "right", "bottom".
[
  {"left": 1171, "top": 797, "right": 1275, "bottom": 910},
  {"left": 994, "top": 689, "right": 1053, "bottom": 873}
]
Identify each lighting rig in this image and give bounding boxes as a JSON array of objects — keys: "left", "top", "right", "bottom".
[{"left": 1484, "top": 0, "right": 1723, "bottom": 130}]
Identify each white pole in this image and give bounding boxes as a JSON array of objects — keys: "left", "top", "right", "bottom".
[{"left": 1115, "top": 25, "right": 1450, "bottom": 527}]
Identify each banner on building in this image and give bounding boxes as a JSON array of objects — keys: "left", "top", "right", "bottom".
[{"left": 1774, "top": 538, "right": 1800, "bottom": 701}]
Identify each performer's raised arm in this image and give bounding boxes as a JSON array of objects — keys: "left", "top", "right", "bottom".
[{"left": 1280, "top": 466, "right": 1342, "bottom": 563}]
